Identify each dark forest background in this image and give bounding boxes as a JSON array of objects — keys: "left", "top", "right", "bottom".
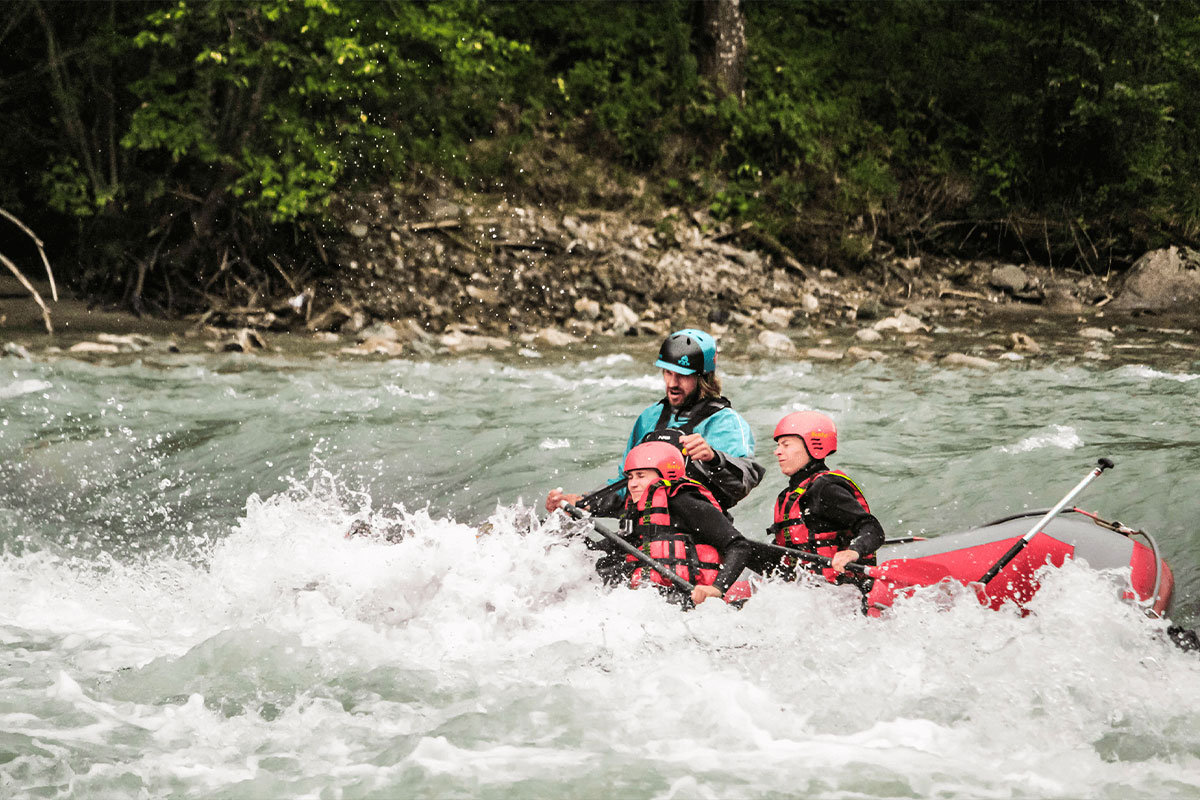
[{"left": 2, "top": 0, "right": 1197, "bottom": 316}]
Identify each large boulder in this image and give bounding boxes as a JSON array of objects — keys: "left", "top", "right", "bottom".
[{"left": 1111, "top": 247, "right": 1200, "bottom": 312}]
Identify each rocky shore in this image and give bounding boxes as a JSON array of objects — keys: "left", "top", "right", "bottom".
[{"left": 3, "top": 189, "right": 1200, "bottom": 369}]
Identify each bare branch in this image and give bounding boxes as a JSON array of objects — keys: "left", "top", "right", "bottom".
[
  {"left": 0, "top": 207, "right": 57, "bottom": 300},
  {"left": 0, "top": 251, "right": 52, "bottom": 334}
]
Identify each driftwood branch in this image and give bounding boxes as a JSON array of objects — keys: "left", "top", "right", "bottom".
[
  {"left": 410, "top": 216, "right": 500, "bottom": 232},
  {"left": 0, "top": 251, "right": 53, "bottom": 333},
  {"left": 737, "top": 223, "right": 815, "bottom": 281},
  {"left": 0, "top": 207, "right": 57, "bottom": 300},
  {"left": 0, "top": 207, "right": 56, "bottom": 333}
]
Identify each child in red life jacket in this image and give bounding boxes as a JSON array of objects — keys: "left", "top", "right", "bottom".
[
  {"left": 759, "top": 411, "right": 885, "bottom": 585},
  {"left": 608, "top": 440, "right": 755, "bottom": 606}
]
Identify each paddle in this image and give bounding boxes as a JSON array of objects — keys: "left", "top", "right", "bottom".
[
  {"left": 757, "top": 540, "right": 953, "bottom": 587},
  {"left": 559, "top": 500, "right": 696, "bottom": 596},
  {"left": 977, "top": 457, "right": 1115, "bottom": 586}
]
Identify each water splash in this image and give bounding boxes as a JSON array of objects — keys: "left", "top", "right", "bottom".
[{"left": 999, "top": 424, "right": 1084, "bottom": 453}]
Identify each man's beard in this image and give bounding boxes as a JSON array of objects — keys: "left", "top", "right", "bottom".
[{"left": 669, "top": 389, "right": 698, "bottom": 410}]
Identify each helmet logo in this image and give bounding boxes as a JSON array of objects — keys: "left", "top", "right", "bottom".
[{"left": 678, "top": 355, "right": 690, "bottom": 366}]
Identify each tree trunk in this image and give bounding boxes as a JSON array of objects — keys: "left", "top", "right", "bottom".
[{"left": 697, "top": 0, "right": 746, "bottom": 103}]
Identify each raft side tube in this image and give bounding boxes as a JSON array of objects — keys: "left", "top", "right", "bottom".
[{"left": 877, "top": 513, "right": 1174, "bottom": 614}]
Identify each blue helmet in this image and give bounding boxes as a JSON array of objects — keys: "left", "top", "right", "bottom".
[{"left": 655, "top": 329, "right": 717, "bottom": 375}]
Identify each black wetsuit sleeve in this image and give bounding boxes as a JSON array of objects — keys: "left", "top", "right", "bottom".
[
  {"left": 687, "top": 451, "right": 766, "bottom": 510},
  {"left": 741, "top": 538, "right": 788, "bottom": 576},
  {"left": 672, "top": 492, "right": 752, "bottom": 593},
  {"left": 808, "top": 478, "right": 885, "bottom": 556},
  {"left": 581, "top": 485, "right": 626, "bottom": 518}
]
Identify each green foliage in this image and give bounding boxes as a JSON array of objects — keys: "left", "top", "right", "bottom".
[
  {"left": 490, "top": 1, "right": 697, "bottom": 166},
  {"left": 5, "top": 0, "right": 1200, "bottom": 307},
  {"left": 41, "top": 157, "right": 114, "bottom": 217},
  {"left": 121, "top": 0, "right": 532, "bottom": 223}
]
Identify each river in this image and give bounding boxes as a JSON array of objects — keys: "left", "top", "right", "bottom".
[{"left": 2, "top": 330, "right": 1199, "bottom": 798}]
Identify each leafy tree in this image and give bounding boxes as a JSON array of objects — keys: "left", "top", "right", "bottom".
[
  {"left": 112, "top": 0, "right": 531, "bottom": 309},
  {"left": 490, "top": 1, "right": 698, "bottom": 167},
  {"left": 3, "top": 0, "right": 1200, "bottom": 313}
]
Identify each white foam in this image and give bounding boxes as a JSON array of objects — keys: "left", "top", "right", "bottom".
[
  {"left": 0, "top": 378, "right": 52, "bottom": 398},
  {"left": 999, "top": 423, "right": 1083, "bottom": 453},
  {"left": 2, "top": 479, "right": 1199, "bottom": 798},
  {"left": 1113, "top": 364, "right": 1200, "bottom": 383}
]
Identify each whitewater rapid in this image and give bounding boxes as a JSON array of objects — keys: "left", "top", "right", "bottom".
[{"left": 2, "top": 347, "right": 1200, "bottom": 797}]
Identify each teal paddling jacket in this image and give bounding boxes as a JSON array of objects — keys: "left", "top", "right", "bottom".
[{"left": 587, "top": 395, "right": 765, "bottom": 517}]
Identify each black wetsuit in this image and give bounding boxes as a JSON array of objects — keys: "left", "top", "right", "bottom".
[
  {"left": 594, "top": 489, "right": 754, "bottom": 596},
  {"left": 745, "top": 459, "right": 886, "bottom": 582}
]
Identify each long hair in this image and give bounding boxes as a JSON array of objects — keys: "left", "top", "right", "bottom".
[{"left": 698, "top": 372, "right": 722, "bottom": 399}]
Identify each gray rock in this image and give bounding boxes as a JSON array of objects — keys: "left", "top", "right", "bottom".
[
  {"left": 609, "top": 302, "right": 639, "bottom": 335},
  {"left": 855, "top": 328, "right": 883, "bottom": 343},
  {"left": 755, "top": 330, "right": 796, "bottom": 355},
  {"left": 1045, "top": 286, "right": 1083, "bottom": 313},
  {"left": 440, "top": 331, "right": 512, "bottom": 352},
  {"left": 342, "top": 311, "right": 368, "bottom": 335},
  {"left": 430, "top": 200, "right": 461, "bottom": 221},
  {"left": 634, "top": 319, "right": 671, "bottom": 337},
  {"left": 96, "top": 333, "right": 155, "bottom": 350},
  {"left": 805, "top": 347, "right": 844, "bottom": 361},
  {"left": 352, "top": 336, "right": 406, "bottom": 357},
  {"left": 1009, "top": 332, "right": 1042, "bottom": 354},
  {"left": 531, "top": 327, "right": 581, "bottom": 347},
  {"left": 873, "top": 312, "right": 929, "bottom": 334},
  {"left": 1080, "top": 327, "right": 1115, "bottom": 341},
  {"left": 68, "top": 341, "right": 121, "bottom": 354},
  {"left": 466, "top": 285, "right": 502, "bottom": 306},
  {"left": 759, "top": 307, "right": 794, "bottom": 329},
  {"left": 728, "top": 311, "right": 759, "bottom": 330},
  {"left": 1111, "top": 246, "right": 1200, "bottom": 312},
  {"left": 846, "top": 346, "right": 886, "bottom": 361},
  {"left": 941, "top": 352, "right": 1000, "bottom": 371},
  {"left": 3, "top": 342, "right": 32, "bottom": 359},
  {"left": 989, "top": 264, "right": 1029, "bottom": 294},
  {"left": 357, "top": 321, "right": 400, "bottom": 343},
  {"left": 564, "top": 317, "right": 598, "bottom": 337},
  {"left": 855, "top": 297, "right": 884, "bottom": 321},
  {"left": 574, "top": 298, "right": 601, "bottom": 321},
  {"left": 397, "top": 318, "right": 435, "bottom": 342}
]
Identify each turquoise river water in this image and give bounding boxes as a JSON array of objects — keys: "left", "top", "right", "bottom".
[{"left": 2, "top": 333, "right": 1200, "bottom": 798}]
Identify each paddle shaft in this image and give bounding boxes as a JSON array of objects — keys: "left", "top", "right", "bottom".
[
  {"left": 977, "top": 457, "right": 1115, "bottom": 586},
  {"left": 577, "top": 478, "right": 628, "bottom": 511},
  {"left": 757, "top": 540, "right": 872, "bottom": 576},
  {"left": 560, "top": 501, "right": 696, "bottom": 594}
]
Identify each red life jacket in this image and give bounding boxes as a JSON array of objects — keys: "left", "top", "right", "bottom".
[
  {"left": 624, "top": 479, "right": 724, "bottom": 590},
  {"left": 769, "top": 470, "right": 875, "bottom": 583}
]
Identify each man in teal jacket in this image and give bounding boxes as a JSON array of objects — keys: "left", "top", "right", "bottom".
[{"left": 545, "top": 328, "right": 764, "bottom": 517}]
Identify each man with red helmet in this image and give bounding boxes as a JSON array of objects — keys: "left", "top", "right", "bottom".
[
  {"left": 595, "top": 440, "right": 753, "bottom": 605},
  {"left": 545, "top": 328, "right": 764, "bottom": 517},
  {"left": 759, "top": 411, "right": 885, "bottom": 583}
]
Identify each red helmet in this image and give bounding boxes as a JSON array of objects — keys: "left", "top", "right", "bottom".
[
  {"left": 773, "top": 411, "right": 837, "bottom": 458},
  {"left": 623, "top": 441, "right": 687, "bottom": 481}
]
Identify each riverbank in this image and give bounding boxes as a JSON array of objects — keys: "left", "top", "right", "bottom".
[
  {"left": 3, "top": 195, "right": 1199, "bottom": 371},
  {"left": 4, "top": 276, "right": 1198, "bottom": 374}
]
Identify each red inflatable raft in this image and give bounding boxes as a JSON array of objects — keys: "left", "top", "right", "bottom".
[{"left": 865, "top": 507, "right": 1173, "bottom": 615}]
